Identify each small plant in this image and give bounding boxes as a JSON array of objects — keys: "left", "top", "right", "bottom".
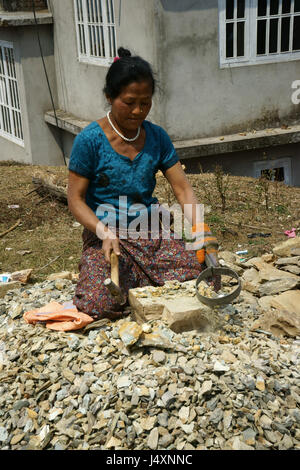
[
  {"left": 255, "top": 170, "right": 274, "bottom": 212},
  {"left": 197, "top": 163, "right": 214, "bottom": 207},
  {"left": 213, "top": 164, "right": 230, "bottom": 213},
  {"left": 207, "top": 214, "right": 223, "bottom": 224},
  {"left": 275, "top": 204, "right": 289, "bottom": 215}
]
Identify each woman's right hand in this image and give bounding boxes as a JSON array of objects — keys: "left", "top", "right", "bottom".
[
  {"left": 96, "top": 222, "right": 120, "bottom": 262},
  {"left": 102, "top": 235, "right": 121, "bottom": 263}
]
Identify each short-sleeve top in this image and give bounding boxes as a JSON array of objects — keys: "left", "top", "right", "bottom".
[{"left": 68, "top": 120, "right": 179, "bottom": 227}]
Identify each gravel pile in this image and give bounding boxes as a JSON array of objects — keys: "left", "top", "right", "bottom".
[{"left": 0, "top": 278, "right": 299, "bottom": 450}]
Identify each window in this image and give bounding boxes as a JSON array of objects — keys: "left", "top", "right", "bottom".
[
  {"left": 0, "top": 41, "right": 24, "bottom": 146},
  {"left": 74, "top": 0, "right": 117, "bottom": 66},
  {"left": 219, "top": 0, "right": 300, "bottom": 67},
  {"left": 254, "top": 157, "right": 292, "bottom": 184}
]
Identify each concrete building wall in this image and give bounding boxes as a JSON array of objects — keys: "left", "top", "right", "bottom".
[
  {"left": 0, "top": 25, "right": 62, "bottom": 165},
  {"left": 49, "top": 0, "right": 159, "bottom": 124},
  {"left": 155, "top": 0, "right": 300, "bottom": 141},
  {"left": 18, "top": 24, "right": 62, "bottom": 165}
]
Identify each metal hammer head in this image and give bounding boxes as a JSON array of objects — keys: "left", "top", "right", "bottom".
[{"left": 104, "top": 278, "right": 127, "bottom": 306}]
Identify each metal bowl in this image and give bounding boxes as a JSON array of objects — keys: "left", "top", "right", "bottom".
[{"left": 195, "top": 266, "right": 242, "bottom": 307}]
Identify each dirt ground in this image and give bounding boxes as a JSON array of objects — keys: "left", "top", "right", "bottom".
[{"left": 1, "top": 160, "right": 300, "bottom": 284}]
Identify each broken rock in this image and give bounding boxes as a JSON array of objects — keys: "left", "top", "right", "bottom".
[
  {"left": 258, "top": 278, "right": 299, "bottom": 297},
  {"left": 273, "top": 237, "right": 300, "bottom": 257},
  {"left": 245, "top": 258, "right": 299, "bottom": 282},
  {"left": 118, "top": 321, "right": 143, "bottom": 347},
  {"left": 47, "top": 272, "right": 73, "bottom": 281},
  {"left": 136, "top": 328, "right": 178, "bottom": 351},
  {"left": 10, "top": 269, "right": 32, "bottom": 283},
  {"left": 258, "top": 289, "right": 300, "bottom": 313},
  {"left": 275, "top": 256, "right": 300, "bottom": 266},
  {"left": 280, "top": 265, "right": 300, "bottom": 275},
  {"left": 252, "top": 309, "right": 300, "bottom": 338},
  {"left": 254, "top": 290, "right": 300, "bottom": 337}
]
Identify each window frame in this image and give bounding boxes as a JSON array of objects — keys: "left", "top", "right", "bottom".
[
  {"left": 74, "top": 0, "right": 117, "bottom": 67},
  {"left": 0, "top": 40, "right": 24, "bottom": 147},
  {"left": 219, "top": 0, "right": 300, "bottom": 68}
]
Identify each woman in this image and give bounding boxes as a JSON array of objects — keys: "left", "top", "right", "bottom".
[{"left": 67, "top": 47, "right": 219, "bottom": 321}]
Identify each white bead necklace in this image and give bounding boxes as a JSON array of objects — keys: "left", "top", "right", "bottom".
[{"left": 107, "top": 111, "right": 141, "bottom": 142}]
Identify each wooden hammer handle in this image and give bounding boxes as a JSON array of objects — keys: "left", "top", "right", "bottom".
[{"left": 110, "top": 252, "right": 119, "bottom": 287}]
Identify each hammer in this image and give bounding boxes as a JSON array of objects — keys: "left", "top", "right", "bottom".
[{"left": 104, "top": 252, "right": 127, "bottom": 307}]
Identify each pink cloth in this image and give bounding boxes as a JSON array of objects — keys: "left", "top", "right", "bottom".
[{"left": 284, "top": 228, "right": 296, "bottom": 238}]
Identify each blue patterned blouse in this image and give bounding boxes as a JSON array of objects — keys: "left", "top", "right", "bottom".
[{"left": 68, "top": 120, "right": 179, "bottom": 227}]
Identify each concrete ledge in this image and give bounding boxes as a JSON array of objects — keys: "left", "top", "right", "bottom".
[
  {"left": 174, "top": 125, "right": 300, "bottom": 159},
  {"left": 45, "top": 109, "right": 300, "bottom": 158},
  {"left": 45, "top": 109, "right": 91, "bottom": 136},
  {"left": 0, "top": 10, "right": 53, "bottom": 27}
]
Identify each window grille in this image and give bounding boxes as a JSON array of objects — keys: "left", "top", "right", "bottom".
[
  {"left": 74, "top": 0, "right": 117, "bottom": 66},
  {"left": 219, "top": 0, "right": 300, "bottom": 66},
  {"left": 0, "top": 41, "right": 24, "bottom": 146}
]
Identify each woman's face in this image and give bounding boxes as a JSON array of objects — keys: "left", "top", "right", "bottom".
[{"left": 109, "top": 80, "right": 153, "bottom": 132}]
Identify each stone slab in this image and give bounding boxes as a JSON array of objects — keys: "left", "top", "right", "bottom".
[
  {"left": 0, "top": 10, "right": 53, "bottom": 27},
  {"left": 161, "top": 297, "right": 214, "bottom": 333},
  {"left": 258, "top": 278, "right": 299, "bottom": 297}
]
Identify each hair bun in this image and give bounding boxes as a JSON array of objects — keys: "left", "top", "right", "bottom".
[{"left": 118, "top": 47, "right": 131, "bottom": 58}]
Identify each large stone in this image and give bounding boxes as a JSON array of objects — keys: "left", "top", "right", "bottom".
[
  {"left": 219, "top": 251, "right": 239, "bottom": 264},
  {"left": 258, "top": 289, "right": 300, "bottom": 313},
  {"left": 241, "top": 268, "right": 262, "bottom": 293},
  {"left": 161, "top": 297, "right": 213, "bottom": 333},
  {"left": 253, "top": 290, "right": 300, "bottom": 337},
  {"left": 236, "top": 290, "right": 258, "bottom": 307},
  {"left": 218, "top": 251, "right": 244, "bottom": 273},
  {"left": 128, "top": 288, "right": 165, "bottom": 323},
  {"left": 275, "top": 256, "right": 300, "bottom": 266},
  {"left": 252, "top": 310, "right": 300, "bottom": 338},
  {"left": 258, "top": 278, "right": 299, "bottom": 296},
  {"left": 245, "top": 258, "right": 299, "bottom": 282},
  {"left": 261, "top": 253, "right": 275, "bottom": 263},
  {"left": 280, "top": 265, "right": 300, "bottom": 275},
  {"left": 273, "top": 237, "right": 300, "bottom": 257},
  {"left": 242, "top": 267, "right": 261, "bottom": 284}
]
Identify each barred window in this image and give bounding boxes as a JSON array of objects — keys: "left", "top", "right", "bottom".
[
  {"left": 219, "top": 0, "right": 300, "bottom": 67},
  {"left": 74, "top": 0, "right": 117, "bottom": 66},
  {"left": 0, "top": 41, "right": 24, "bottom": 146}
]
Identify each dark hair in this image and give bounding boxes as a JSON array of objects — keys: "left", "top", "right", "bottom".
[{"left": 103, "top": 47, "right": 156, "bottom": 99}]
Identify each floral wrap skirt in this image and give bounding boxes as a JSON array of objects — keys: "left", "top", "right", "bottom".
[{"left": 72, "top": 226, "right": 203, "bottom": 320}]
